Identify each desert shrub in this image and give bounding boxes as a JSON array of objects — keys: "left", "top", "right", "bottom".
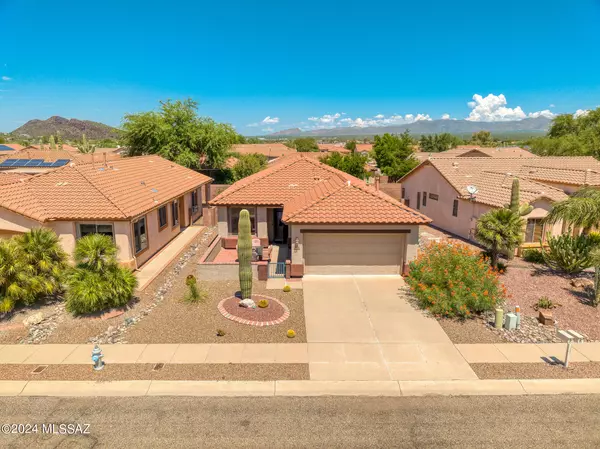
[
  {"left": 523, "top": 249, "right": 545, "bottom": 264},
  {"left": 183, "top": 275, "right": 208, "bottom": 303},
  {"left": 407, "top": 242, "right": 506, "bottom": 318},
  {"left": 533, "top": 296, "right": 559, "bottom": 310},
  {"left": 283, "top": 285, "right": 291, "bottom": 293},
  {"left": 65, "top": 235, "right": 137, "bottom": 315},
  {"left": 287, "top": 329, "right": 296, "bottom": 338},
  {"left": 257, "top": 299, "right": 269, "bottom": 308},
  {"left": 542, "top": 234, "right": 597, "bottom": 274},
  {"left": 216, "top": 329, "right": 226, "bottom": 337}
]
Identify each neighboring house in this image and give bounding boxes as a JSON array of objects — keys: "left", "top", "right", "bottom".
[
  {"left": 0, "top": 149, "right": 121, "bottom": 174},
  {"left": 414, "top": 146, "right": 537, "bottom": 162},
  {"left": 398, "top": 156, "right": 600, "bottom": 242},
  {"left": 317, "top": 144, "right": 351, "bottom": 154},
  {"left": 209, "top": 154, "right": 430, "bottom": 276},
  {"left": 231, "top": 143, "right": 297, "bottom": 161},
  {"left": 0, "top": 155, "right": 211, "bottom": 269},
  {"left": 25, "top": 144, "right": 80, "bottom": 153}
]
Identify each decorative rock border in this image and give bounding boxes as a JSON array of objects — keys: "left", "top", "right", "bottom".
[{"left": 218, "top": 295, "right": 290, "bottom": 327}]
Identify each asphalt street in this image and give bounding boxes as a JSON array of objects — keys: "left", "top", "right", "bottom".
[{"left": 1, "top": 395, "right": 599, "bottom": 448}]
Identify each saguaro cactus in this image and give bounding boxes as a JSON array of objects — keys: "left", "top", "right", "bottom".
[
  {"left": 237, "top": 209, "right": 253, "bottom": 299},
  {"left": 506, "top": 178, "right": 533, "bottom": 216}
]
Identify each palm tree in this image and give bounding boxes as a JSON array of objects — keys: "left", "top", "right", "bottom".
[
  {"left": 544, "top": 187, "right": 600, "bottom": 235},
  {"left": 66, "top": 234, "right": 137, "bottom": 315},
  {"left": 16, "top": 228, "right": 68, "bottom": 297},
  {"left": 0, "top": 239, "right": 34, "bottom": 313},
  {"left": 475, "top": 208, "right": 525, "bottom": 268}
]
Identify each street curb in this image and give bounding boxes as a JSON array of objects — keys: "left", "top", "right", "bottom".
[{"left": 2, "top": 379, "right": 600, "bottom": 397}]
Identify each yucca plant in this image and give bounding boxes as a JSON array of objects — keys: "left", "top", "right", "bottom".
[
  {"left": 475, "top": 208, "right": 525, "bottom": 268},
  {"left": 543, "top": 234, "right": 596, "bottom": 274},
  {"left": 66, "top": 234, "right": 137, "bottom": 314}
]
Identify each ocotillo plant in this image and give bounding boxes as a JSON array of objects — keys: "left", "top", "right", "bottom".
[
  {"left": 237, "top": 209, "right": 253, "bottom": 299},
  {"left": 506, "top": 178, "right": 533, "bottom": 216}
]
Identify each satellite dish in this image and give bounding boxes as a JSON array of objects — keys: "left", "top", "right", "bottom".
[{"left": 466, "top": 185, "right": 478, "bottom": 195}]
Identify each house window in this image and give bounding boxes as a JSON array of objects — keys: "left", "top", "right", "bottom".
[
  {"left": 401, "top": 188, "right": 406, "bottom": 199},
  {"left": 525, "top": 219, "right": 545, "bottom": 243},
  {"left": 191, "top": 190, "right": 198, "bottom": 208},
  {"left": 228, "top": 207, "right": 256, "bottom": 235},
  {"left": 405, "top": 199, "right": 410, "bottom": 208},
  {"left": 77, "top": 223, "right": 114, "bottom": 239},
  {"left": 417, "top": 192, "right": 421, "bottom": 210},
  {"left": 422, "top": 191, "right": 427, "bottom": 207},
  {"left": 452, "top": 200, "right": 459, "bottom": 217},
  {"left": 429, "top": 193, "right": 439, "bottom": 201},
  {"left": 172, "top": 200, "right": 179, "bottom": 226},
  {"left": 158, "top": 206, "right": 168, "bottom": 229},
  {"left": 133, "top": 217, "right": 148, "bottom": 254}
]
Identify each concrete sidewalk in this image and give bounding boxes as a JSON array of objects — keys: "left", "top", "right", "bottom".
[
  {"left": 136, "top": 225, "right": 207, "bottom": 291},
  {"left": 3, "top": 378, "right": 600, "bottom": 397},
  {"left": 2, "top": 342, "right": 599, "bottom": 366}
]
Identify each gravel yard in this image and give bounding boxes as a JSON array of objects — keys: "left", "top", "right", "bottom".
[
  {"left": 124, "top": 279, "right": 305, "bottom": 344},
  {"left": 0, "top": 363, "right": 309, "bottom": 381},
  {"left": 438, "top": 317, "right": 505, "bottom": 344},
  {"left": 501, "top": 264, "right": 600, "bottom": 341},
  {"left": 472, "top": 362, "right": 600, "bottom": 379},
  {"left": 0, "top": 227, "right": 218, "bottom": 345}
]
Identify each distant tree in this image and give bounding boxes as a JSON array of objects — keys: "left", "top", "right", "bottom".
[
  {"left": 0, "top": 135, "right": 5, "bottom": 144},
  {"left": 293, "top": 137, "right": 319, "bottom": 152},
  {"left": 49, "top": 135, "right": 56, "bottom": 150},
  {"left": 38, "top": 139, "right": 45, "bottom": 150},
  {"left": 122, "top": 99, "right": 241, "bottom": 169},
  {"left": 246, "top": 137, "right": 262, "bottom": 144},
  {"left": 419, "top": 133, "right": 462, "bottom": 153},
  {"left": 372, "top": 131, "right": 418, "bottom": 181},
  {"left": 77, "top": 134, "right": 96, "bottom": 154},
  {"left": 345, "top": 140, "right": 357, "bottom": 152},
  {"left": 548, "top": 114, "right": 578, "bottom": 138},
  {"left": 231, "top": 154, "right": 268, "bottom": 182},
  {"left": 95, "top": 138, "right": 119, "bottom": 148},
  {"left": 56, "top": 133, "right": 64, "bottom": 150},
  {"left": 470, "top": 130, "right": 496, "bottom": 146},
  {"left": 320, "top": 152, "right": 368, "bottom": 179}
]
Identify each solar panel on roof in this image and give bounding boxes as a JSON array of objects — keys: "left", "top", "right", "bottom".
[
  {"left": 0, "top": 145, "right": 15, "bottom": 151},
  {"left": 0, "top": 159, "right": 18, "bottom": 166},
  {"left": 39, "top": 161, "right": 55, "bottom": 167},
  {"left": 25, "top": 159, "right": 44, "bottom": 167},
  {"left": 52, "top": 159, "right": 70, "bottom": 167},
  {"left": 15, "top": 159, "right": 30, "bottom": 166}
]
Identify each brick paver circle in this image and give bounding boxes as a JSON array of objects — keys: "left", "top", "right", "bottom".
[{"left": 217, "top": 295, "right": 290, "bottom": 327}]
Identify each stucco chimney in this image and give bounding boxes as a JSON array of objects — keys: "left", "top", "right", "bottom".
[{"left": 375, "top": 176, "right": 380, "bottom": 191}]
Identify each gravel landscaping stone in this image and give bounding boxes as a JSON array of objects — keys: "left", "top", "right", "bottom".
[
  {"left": 472, "top": 362, "right": 600, "bottom": 379},
  {"left": 501, "top": 265, "right": 600, "bottom": 341},
  {"left": 438, "top": 317, "right": 505, "bottom": 344},
  {"left": 0, "top": 363, "right": 309, "bottom": 381}
]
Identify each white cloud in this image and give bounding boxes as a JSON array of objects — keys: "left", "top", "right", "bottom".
[
  {"left": 466, "top": 94, "right": 527, "bottom": 122},
  {"left": 414, "top": 114, "right": 432, "bottom": 122},
  {"left": 308, "top": 113, "right": 342, "bottom": 124},
  {"left": 1, "top": 76, "right": 11, "bottom": 81},
  {"left": 528, "top": 110, "right": 555, "bottom": 119},
  {"left": 261, "top": 116, "right": 279, "bottom": 124},
  {"left": 441, "top": 113, "right": 451, "bottom": 120},
  {"left": 549, "top": 104, "right": 555, "bottom": 108},
  {"left": 574, "top": 109, "right": 590, "bottom": 118},
  {"left": 374, "top": 114, "right": 385, "bottom": 119}
]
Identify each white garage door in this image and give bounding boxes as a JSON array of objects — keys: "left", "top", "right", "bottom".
[{"left": 303, "top": 233, "right": 406, "bottom": 275}]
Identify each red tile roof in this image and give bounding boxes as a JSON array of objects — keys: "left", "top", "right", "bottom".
[
  {"left": 211, "top": 154, "right": 430, "bottom": 225},
  {"left": 0, "top": 155, "right": 211, "bottom": 222},
  {"left": 0, "top": 172, "right": 31, "bottom": 186}
]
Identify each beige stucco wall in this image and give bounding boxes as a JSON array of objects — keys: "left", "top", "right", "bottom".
[
  {"left": 401, "top": 165, "right": 492, "bottom": 240},
  {"left": 134, "top": 204, "right": 181, "bottom": 267},
  {"left": 0, "top": 207, "right": 39, "bottom": 237},
  {"left": 217, "top": 206, "right": 228, "bottom": 236},
  {"left": 524, "top": 198, "right": 563, "bottom": 238},
  {"left": 289, "top": 223, "right": 420, "bottom": 266}
]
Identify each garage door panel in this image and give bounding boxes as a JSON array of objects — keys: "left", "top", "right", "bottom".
[{"left": 304, "top": 233, "right": 405, "bottom": 275}]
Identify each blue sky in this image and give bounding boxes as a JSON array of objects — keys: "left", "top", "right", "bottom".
[{"left": 1, "top": 0, "right": 599, "bottom": 135}]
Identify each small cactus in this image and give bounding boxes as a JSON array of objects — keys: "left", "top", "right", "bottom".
[
  {"left": 237, "top": 209, "right": 253, "bottom": 299},
  {"left": 283, "top": 285, "right": 291, "bottom": 293},
  {"left": 287, "top": 329, "right": 296, "bottom": 338},
  {"left": 49, "top": 135, "right": 56, "bottom": 150},
  {"left": 505, "top": 178, "right": 533, "bottom": 216}
]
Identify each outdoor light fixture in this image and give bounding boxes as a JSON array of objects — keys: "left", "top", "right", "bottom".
[{"left": 294, "top": 237, "right": 299, "bottom": 251}]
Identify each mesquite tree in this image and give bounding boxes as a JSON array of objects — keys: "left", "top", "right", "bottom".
[{"left": 237, "top": 209, "right": 253, "bottom": 299}]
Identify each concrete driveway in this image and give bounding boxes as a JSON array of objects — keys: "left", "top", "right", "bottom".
[{"left": 303, "top": 275, "right": 476, "bottom": 381}]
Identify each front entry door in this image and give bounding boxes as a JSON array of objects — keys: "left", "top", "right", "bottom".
[{"left": 274, "top": 209, "right": 284, "bottom": 242}]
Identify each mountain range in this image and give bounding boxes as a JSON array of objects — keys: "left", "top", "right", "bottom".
[
  {"left": 268, "top": 117, "right": 552, "bottom": 137},
  {"left": 10, "top": 116, "right": 120, "bottom": 140}
]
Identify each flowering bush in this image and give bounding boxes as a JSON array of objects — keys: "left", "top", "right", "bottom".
[{"left": 407, "top": 242, "right": 507, "bottom": 318}]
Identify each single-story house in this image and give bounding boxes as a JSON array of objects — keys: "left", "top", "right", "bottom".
[
  {"left": 398, "top": 156, "right": 600, "bottom": 242},
  {"left": 414, "top": 146, "right": 537, "bottom": 162},
  {"left": 0, "top": 155, "right": 211, "bottom": 269},
  {"left": 25, "top": 143, "right": 80, "bottom": 153},
  {"left": 209, "top": 154, "right": 430, "bottom": 276},
  {"left": 231, "top": 143, "right": 297, "bottom": 161}
]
